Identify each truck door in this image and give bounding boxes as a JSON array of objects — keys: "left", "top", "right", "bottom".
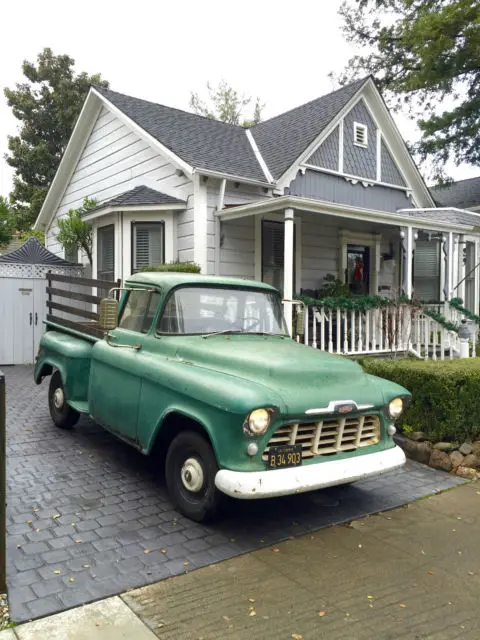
[{"left": 89, "top": 289, "right": 160, "bottom": 444}]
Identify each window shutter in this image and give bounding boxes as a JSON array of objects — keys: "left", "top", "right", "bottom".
[
  {"left": 97, "top": 225, "right": 115, "bottom": 281},
  {"left": 414, "top": 240, "right": 440, "bottom": 302},
  {"left": 262, "top": 222, "right": 284, "bottom": 268},
  {"left": 133, "top": 223, "right": 164, "bottom": 271}
]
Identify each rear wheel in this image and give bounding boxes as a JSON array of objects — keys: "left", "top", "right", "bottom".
[
  {"left": 48, "top": 371, "right": 79, "bottom": 429},
  {"left": 165, "top": 431, "right": 224, "bottom": 522}
]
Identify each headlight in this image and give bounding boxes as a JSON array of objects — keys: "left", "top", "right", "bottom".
[
  {"left": 247, "top": 409, "right": 270, "bottom": 436},
  {"left": 388, "top": 397, "right": 404, "bottom": 419}
]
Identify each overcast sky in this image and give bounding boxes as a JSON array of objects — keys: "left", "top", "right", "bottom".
[{"left": 1, "top": 0, "right": 478, "bottom": 197}]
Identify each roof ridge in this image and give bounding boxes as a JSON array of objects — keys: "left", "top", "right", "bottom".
[
  {"left": 251, "top": 76, "right": 370, "bottom": 129},
  {"left": 94, "top": 85, "right": 247, "bottom": 131}
]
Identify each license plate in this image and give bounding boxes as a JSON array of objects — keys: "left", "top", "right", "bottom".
[{"left": 267, "top": 444, "right": 302, "bottom": 469}]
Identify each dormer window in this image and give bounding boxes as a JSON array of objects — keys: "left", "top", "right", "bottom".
[{"left": 354, "top": 122, "right": 368, "bottom": 148}]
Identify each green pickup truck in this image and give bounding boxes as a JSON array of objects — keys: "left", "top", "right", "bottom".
[{"left": 34, "top": 273, "right": 409, "bottom": 521}]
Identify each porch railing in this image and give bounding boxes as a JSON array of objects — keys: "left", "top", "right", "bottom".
[{"left": 289, "top": 302, "right": 477, "bottom": 360}]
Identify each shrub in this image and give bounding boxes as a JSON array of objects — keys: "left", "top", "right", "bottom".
[
  {"left": 360, "top": 358, "right": 480, "bottom": 442},
  {"left": 140, "top": 261, "right": 201, "bottom": 274}
]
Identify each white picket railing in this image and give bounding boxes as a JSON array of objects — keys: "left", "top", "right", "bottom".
[{"left": 290, "top": 303, "right": 478, "bottom": 360}]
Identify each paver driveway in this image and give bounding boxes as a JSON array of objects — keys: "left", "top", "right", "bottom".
[{"left": 4, "top": 366, "right": 464, "bottom": 622}]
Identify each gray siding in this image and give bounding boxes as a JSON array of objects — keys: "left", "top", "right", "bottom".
[
  {"left": 288, "top": 170, "right": 413, "bottom": 212},
  {"left": 219, "top": 217, "right": 255, "bottom": 279},
  {"left": 307, "top": 126, "right": 339, "bottom": 171},
  {"left": 343, "top": 99, "right": 377, "bottom": 180},
  {"left": 381, "top": 140, "right": 406, "bottom": 186}
]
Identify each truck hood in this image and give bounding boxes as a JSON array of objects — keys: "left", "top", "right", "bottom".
[{"left": 173, "top": 335, "right": 387, "bottom": 415}]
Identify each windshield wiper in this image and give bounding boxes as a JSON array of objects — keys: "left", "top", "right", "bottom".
[{"left": 202, "top": 330, "right": 242, "bottom": 339}]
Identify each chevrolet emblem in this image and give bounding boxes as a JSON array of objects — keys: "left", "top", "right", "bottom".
[{"left": 336, "top": 403, "right": 355, "bottom": 414}]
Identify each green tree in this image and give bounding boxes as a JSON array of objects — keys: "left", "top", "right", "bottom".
[
  {"left": 190, "top": 80, "right": 264, "bottom": 127},
  {"left": 0, "top": 197, "right": 14, "bottom": 247},
  {"left": 18, "top": 229, "right": 45, "bottom": 246},
  {"left": 56, "top": 197, "right": 96, "bottom": 265},
  {"left": 4, "top": 48, "right": 108, "bottom": 230},
  {"left": 336, "top": 0, "right": 480, "bottom": 176}
]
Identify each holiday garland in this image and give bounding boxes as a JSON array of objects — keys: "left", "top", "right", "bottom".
[
  {"left": 449, "top": 297, "right": 480, "bottom": 325},
  {"left": 294, "top": 293, "right": 460, "bottom": 333}
]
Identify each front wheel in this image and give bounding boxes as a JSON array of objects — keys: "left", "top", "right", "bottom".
[
  {"left": 165, "top": 431, "right": 224, "bottom": 522},
  {"left": 48, "top": 371, "right": 80, "bottom": 429}
]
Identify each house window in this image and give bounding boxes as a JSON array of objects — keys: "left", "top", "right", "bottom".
[
  {"left": 346, "top": 244, "right": 370, "bottom": 295},
  {"left": 132, "top": 222, "right": 164, "bottom": 272},
  {"left": 119, "top": 289, "right": 160, "bottom": 333},
  {"left": 413, "top": 239, "right": 440, "bottom": 302},
  {"left": 97, "top": 224, "right": 115, "bottom": 281},
  {"left": 261, "top": 220, "right": 295, "bottom": 294},
  {"left": 353, "top": 122, "right": 368, "bottom": 148}
]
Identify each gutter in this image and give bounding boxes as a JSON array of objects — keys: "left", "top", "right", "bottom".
[{"left": 194, "top": 167, "right": 275, "bottom": 189}]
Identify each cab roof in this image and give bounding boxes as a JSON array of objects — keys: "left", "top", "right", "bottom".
[{"left": 126, "top": 272, "right": 278, "bottom": 293}]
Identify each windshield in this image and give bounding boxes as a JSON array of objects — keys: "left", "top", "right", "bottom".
[{"left": 157, "top": 286, "right": 288, "bottom": 336}]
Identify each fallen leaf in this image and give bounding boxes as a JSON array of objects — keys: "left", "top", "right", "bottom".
[
  {"left": 248, "top": 598, "right": 255, "bottom": 603},
  {"left": 75, "top": 540, "right": 82, "bottom": 544},
  {"left": 144, "top": 549, "right": 151, "bottom": 554},
  {"left": 27, "top": 520, "right": 32, "bottom": 525},
  {"left": 457, "top": 517, "right": 462, "bottom": 520},
  {"left": 222, "top": 616, "right": 230, "bottom": 621},
  {"left": 399, "top": 604, "right": 407, "bottom": 608},
  {"left": 318, "top": 611, "right": 326, "bottom": 617},
  {"left": 35, "top": 528, "right": 40, "bottom": 533},
  {"left": 71, "top": 523, "right": 76, "bottom": 526},
  {"left": 272, "top": 548, "right": 280, "bottom": 553},
  {"left": 33, "top": 508, "right": 39, "bottom": 513},
  {"left": 358, "top": 544, "right": 362, "bottom": 548},
  {"left": 53, "top": 570, "right": 61, "bottom": 575},
  {"left": 291, "top": 634, "right": 302, "bottom": 640},
  {"left": 183, "top": 562, "right": 189, "bottom": 566},
  {"left": 367, "top": 595, "right": 374, "bottom": 600},
  {"left": 427, "top": 571, "right": 434, "bottom": 575},
  {"left": 249, "top": 610, "right": 256, "bottom": 617},
  {"left": 468, "top": 571, "right": 474, "bottom": 576},
  {"left": 53, "top": 514, "right": 60, "bottom": 520},
  {"left": 83, "top": 564, "right": 89, "bottom": 568},
  {"left": 69, "top": 577, "right": 74, "bottom": 583},
  {"left": 161, "top": 549, "right": 167, "bottom": 554},
  {"left": 346, "top": 612, "right": 350, "bottom": 617},
  {"left": 260, "top": 539, "right": 265, "bottom": 543}
]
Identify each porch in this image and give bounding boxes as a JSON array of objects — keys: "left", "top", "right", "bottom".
[{"left": 217, "top": 196, "right": 480, "bottom": 359}]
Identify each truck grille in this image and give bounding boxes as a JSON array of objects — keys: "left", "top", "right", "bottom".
[{"left": 262, "top": 415, "right": 380, "bottom": 460}]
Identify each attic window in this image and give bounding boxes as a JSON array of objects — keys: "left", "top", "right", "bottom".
[{"left": 353, "top": 122, "right": 368, "bottom": 148}]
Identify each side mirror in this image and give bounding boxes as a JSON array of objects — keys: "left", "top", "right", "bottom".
[{"left": 99, "top": 298, "right": 119, "bottom": 331}]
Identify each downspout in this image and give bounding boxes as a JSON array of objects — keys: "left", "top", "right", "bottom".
[{"left": 215, "top": 179, "right": 226, "bottom": 276}]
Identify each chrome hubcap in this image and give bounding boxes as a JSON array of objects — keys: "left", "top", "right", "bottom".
[
  {"left": 53, "top": 388, "right": 64, "bottom": 410},
  {"left": 180, "top": 457, "right": 204, "bottom": 493}
]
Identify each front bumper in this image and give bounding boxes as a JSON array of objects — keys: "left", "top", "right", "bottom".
[{"left": 215, "top": 445, "right": 406, "bottom": 499}]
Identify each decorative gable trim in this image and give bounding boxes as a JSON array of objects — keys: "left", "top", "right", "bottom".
[{"left": 245, "top": 130, "right": 274, "bottom": 183}]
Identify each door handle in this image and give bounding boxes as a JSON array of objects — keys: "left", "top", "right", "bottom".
[
  {"left": 29, "top": 312, "right": 33, "bottom": 326},
  {"left": 35, "top": 312, "right": 38, "bottom": 326}
]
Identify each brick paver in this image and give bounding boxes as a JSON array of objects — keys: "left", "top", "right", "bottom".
[{"left": 4, "top": 366, "right": 464, "bottom": 622}]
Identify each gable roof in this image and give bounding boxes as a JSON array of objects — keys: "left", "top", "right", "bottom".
[
  {"left": 0, "top": 237, "right": 76, "bottom": 265},
  {"left": 86, "top": 185, "right": 185, "bottom": 214},
  {"left": 95, "top": 87, "right": 267, "bottom": 183},
  {"left": 250, "top": 78, "right": 368, "bottom": 180},
  {"left": 400, "top": 207, "right": 480, "bottom": 229},
  {"left": 431, "top": 176, "right": 480, "bottom": 209}
]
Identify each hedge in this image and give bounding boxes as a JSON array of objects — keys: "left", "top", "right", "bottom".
[
  {"left": 140, "top": 261, "right": 201, "bottom": 273},
  {"left": 360, "top": 358, "right": 480, "bottom": 442}
]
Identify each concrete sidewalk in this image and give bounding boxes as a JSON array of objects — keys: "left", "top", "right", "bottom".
[{"left": 3, "top": 482, "right": 479, "bottom": 640}]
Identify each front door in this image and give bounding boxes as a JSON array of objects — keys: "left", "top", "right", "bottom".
[{"left": 89, "top": 288, "right": 160, "bottom": 443}]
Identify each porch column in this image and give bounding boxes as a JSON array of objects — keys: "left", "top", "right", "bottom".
[
  {"left": 475, "top": 240, "right": 480, "bottom": 315},
  {"left": 457, "top": 234, "right": 466, "bottom": 302},
  {"left": 283, "top": 208, "right": 295, "bottom": 336},
  {"left": 443, "top": 232, "right": 454, "bottom": 301},
  {"left": 401, "top": 226, "right": 414, "bottom": 298}
]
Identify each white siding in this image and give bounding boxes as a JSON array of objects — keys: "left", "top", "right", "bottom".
[
  {"left": 301, "top": 214, "right": 339, "bottom": 290},
  {"left": 46, "top": 106, "right": 193, "bottom": 261},
  {"left": 219, "top": 217, "right": 255, "bottom": 279}
]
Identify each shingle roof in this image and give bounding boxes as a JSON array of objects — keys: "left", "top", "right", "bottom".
[
  {"left": 89, "top": 185, "right": 185, "bottom": 212},
  {"left": 430, "top": 176, "right": 480, "bottom": 209},
  {"left": 250, "top": 78, "right": 369, "bottom": 179},
  {"left": 96, "top": 79, "right": 368, "bottom": 184},
  {"left": 0, "top": 237, "right": 76, "bottom": 265},
  {"left": 95, "top": 87, "right": 267, "bottom": 182},
  {"left": 402, "top": 208, "right": 480, "bottom": 228}
]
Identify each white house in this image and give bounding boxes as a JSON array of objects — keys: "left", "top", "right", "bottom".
[{"left": 34, "top": 77, "right": 480, "bottom": 356}]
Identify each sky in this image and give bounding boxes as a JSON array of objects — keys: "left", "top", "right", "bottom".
[{"left": 1, "top": 0, "right": 478, "bottom": 197}]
